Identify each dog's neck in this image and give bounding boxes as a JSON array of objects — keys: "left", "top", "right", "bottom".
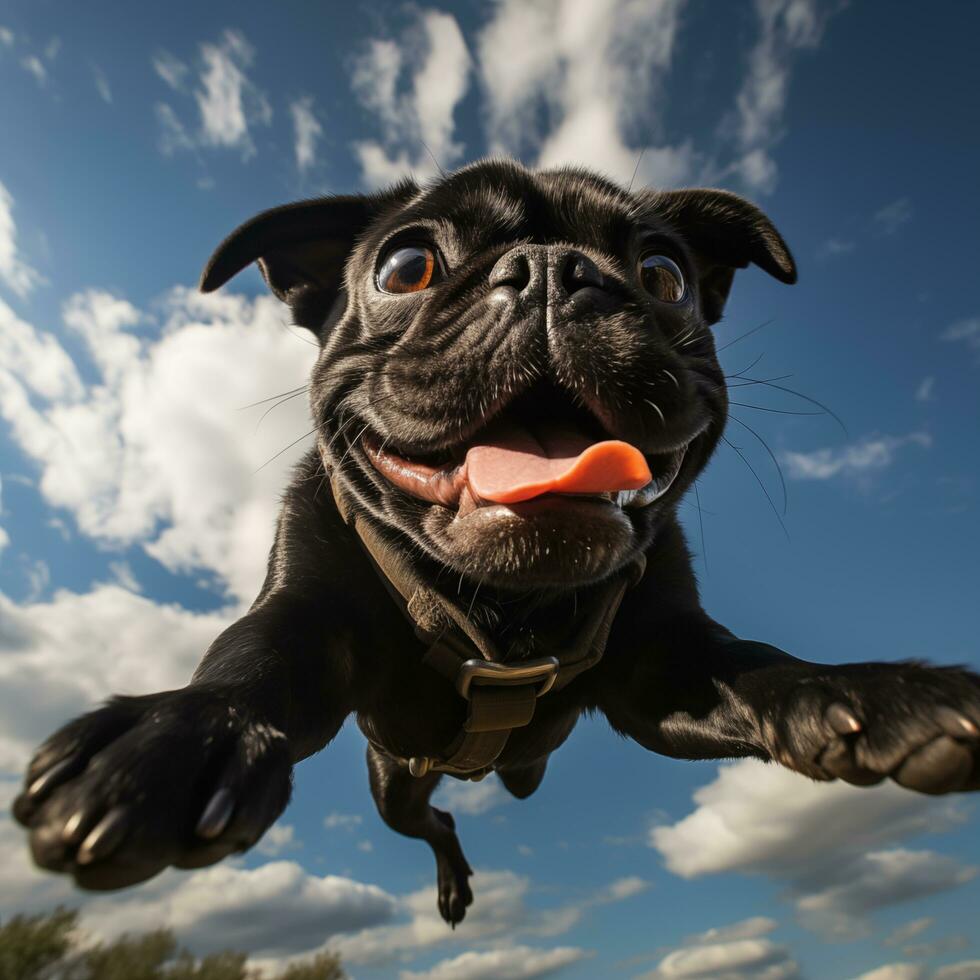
[{"left": 329, "top": 472, "right": 644, "bottom": 665}]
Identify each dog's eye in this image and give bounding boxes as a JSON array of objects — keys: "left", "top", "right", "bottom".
[
  {"left": 639, "top": 254, "right": 686, "bottom": 303},
  {"left": 378, "top": 245, "right": 436, "bottom": 294}
]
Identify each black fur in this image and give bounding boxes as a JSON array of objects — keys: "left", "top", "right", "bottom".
[{"left": 15, "top": 160, "right": 980, "bottom": 925}]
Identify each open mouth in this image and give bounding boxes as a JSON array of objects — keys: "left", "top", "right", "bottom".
[{"left": 361, "top": 382, "right": 694, "bottom": 518}]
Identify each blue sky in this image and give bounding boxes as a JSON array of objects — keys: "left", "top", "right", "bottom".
[{"left": 1, "top": 2, "right": 979, "bottom": 978}]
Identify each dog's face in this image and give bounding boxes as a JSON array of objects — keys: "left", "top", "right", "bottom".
[{"left": 202, "top": 160, "right": 795, "bottom": 591}]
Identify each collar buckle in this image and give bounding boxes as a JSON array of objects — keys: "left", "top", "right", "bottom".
[{"left": 455, "top": 656, "right": 560, "bottom": 700}]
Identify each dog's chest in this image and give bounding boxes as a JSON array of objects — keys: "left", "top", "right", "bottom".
[{"left": 354, "top": 610, "right": 581, "bottom": 768}]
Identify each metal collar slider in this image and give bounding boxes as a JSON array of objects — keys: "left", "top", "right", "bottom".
[{"left": 455, "top": 656, "right": 560, "bottom": 700}]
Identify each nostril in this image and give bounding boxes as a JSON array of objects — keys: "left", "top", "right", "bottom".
[
  {"left": 560, "top": 253, "right": 604, "bottom": 296},
  {"left": 489, "top": 251, "right": 532, "bottom": 292}
]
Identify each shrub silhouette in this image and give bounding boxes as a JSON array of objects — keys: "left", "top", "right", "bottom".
[{"left": 0, "top": 908, "right": 345, "bottom": 980}]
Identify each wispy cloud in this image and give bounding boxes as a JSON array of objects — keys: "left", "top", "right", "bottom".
[
  {"left": 0, "top": 179, "right": 45, "bottom": 298},
  {"left": 349, "top": 1, "right": 843, "bottom": 193},
  {"left": 153, "top": 30, "right": 272, "bottom": 161},
  {"left": 153, "top": 49, "right": 190, "bottom": 91},
  {"left": 289, "top": 95, "right": 322, "bottom": 172},
  {"left": 782, "top": 432, "right": 931, "bottom": 481},
  {"left": 352, "top": 10, "right": 471, "bottom": 186},
  {"left": 727, "top": 0, "right": 840, "bottom": 192},
  {"left": 20, "top": 54, "right": 46, "bottom": 86},
  {"left": 914, "top": 376, "right": 934, "bottom": 402},
  {"left": 818, "top": 237, "right": 856, "bottom": 259},
  {"left": 0, "top": 26, "right": 14, "bottom": 47},
  {"left": 324, "top": 812, "right": 363, "bottom": 831},
  {"left": 874, "top": 197, "right": 913, "bottom": 234},
  {"left": 942, "top": 316, "right": 980, "bottom": 361},
  {"left": 91, "top": 62, "right": 112, "bottom": 103}
]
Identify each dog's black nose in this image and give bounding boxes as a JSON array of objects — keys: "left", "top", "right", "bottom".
[{"left": 488, "top": 245, "right": 610, "bottom": 311}]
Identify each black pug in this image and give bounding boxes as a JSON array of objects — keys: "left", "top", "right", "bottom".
[{"left": 14, "top": 159, "right": 980, "bottom": 926}]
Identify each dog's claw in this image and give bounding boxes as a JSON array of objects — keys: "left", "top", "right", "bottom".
[
  {"left": 196, "top": 788, "right": 236, "bottom": 840},
  {"left": 76, "top": 807, "right": 129, "bottom": 865},
  {"left": 825, "top": 702, "right": 862, "bottom": 735},
  {"left": 935, "top": 706, "right": 979, "bottom": 739},
  {"left": 62, "top": 806, "right": 98, "bottom": 846},
  {"left": 27, "top": 756, "right": 81, "bottom": 801}
]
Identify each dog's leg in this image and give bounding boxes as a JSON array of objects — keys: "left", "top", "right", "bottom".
[
  {"left": 13, "top": 453, "right": 361, "bottom": 887},
  {"left": 366, "top": 744, "right": 474, "bottom": 926},
  {"left": 497, "top": 758, "right": 548, "bottom": 799},
  {"left": 599, "top": 611, "right": 980, "bottom": 793}
]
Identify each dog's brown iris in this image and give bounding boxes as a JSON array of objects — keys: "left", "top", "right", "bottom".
[
  {"left": 639, "top": 253, "right": 686, "bottom": 303},
  {"left": 378, "top": 245, "right": 436, "bottom": 294}
]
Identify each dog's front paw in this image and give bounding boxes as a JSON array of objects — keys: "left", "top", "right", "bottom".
[
  {"left": 12, "top": 686, "right": 292, "bottom": 889},
  {"left": 770, "top": 662, "right": 980, "bottom": 794}
]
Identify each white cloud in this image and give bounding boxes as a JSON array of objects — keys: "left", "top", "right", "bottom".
[
  {"left": 91, "top": 62, "right": 112, "bottom": 103},
  {"left": 0, "top": 474, "right": 9, "bottom": 557},
  {"left": 781, "top": 432, "right": 931, "bottom": 481},
  {"left": 641, "top": 937, "right": 798, "bottom": 979},
  {"left": 0, "top": 296, "right": 80, "bottom": 400},
  {"left": 400, "top": 944, "right": 590, "bottom": 980},
  {"left": 106, "top": 559, "right": 141, "bottom": 592},
  {"left": 433, "top": 772, "right": 512, "bottom": 816},
  {"left": 0, "top": 584, "right": 232, "bottom": 773},
  {"left": 901, "top": 935, "right": 969, "bottom": 959},
  {"left": 155, "top": 102, "right": 195, "bottom": 156},
  {"left": 153, "top": 49, "right": 190, "bottom": 91},
  {"left": 256, "top": 822, "right": 300, "bottom": 857},
  {"left": 333, "top": 869, "right": 644, "bottom": 967},
  {"left": 818, "top": 237, "right": 856, "bottom": 258},
  {"left": 795, "top": 849, "right": 976, "bottom": 939},
  {"left": 0, "top": 180, "right": 45, "bottom": 298},
  {"left": 20, "top": 54, "right": 47, "bottom": 87},
  {"left": 942, "top": 317, "right": 980, "bottom": 361},
  {"left": 324, "top": 812, "right": 363, "bottom": 831},
  {"left": 685, "top": 918, "right": 778, "bottom": 946},
  {"left": 932, "top": 963, "right": 980, "bottom": 980},
  {"left": 80, "top": 860, "right": 395, "bottom": 959},
  {"left": 884, "top": 917, "right": 934, "bottom": 947},
  {"left": 874, "top": 197, "right": 913, "bottom": 234},
  {"left": 196, "top": 30, "right": 270, "bottom": 156},
  {"left": 290, "top": 95, "right": 322, "bottom": 172},
  {"left": 352, "top": 11, "right": 471, "bottom": 186},
  {"left": 153, "top": 31, "right": 272, "bottom": 161},
  {"left": 346, "top": 0, "right": 841, "bottom": 194},
  {"left": 650, "top": 760, "right": 974, "bottom": 939},
  {"left": 849, "top": 967, "right": 926, "bottom": 980},
  {"left": 849, "top": 966, "right": 980, "bottom": 980},
  {"left": 915, "top": 376, "right": 934, "bottom": 402},
  {"left": 0, "top": 26, "right": 14, "bottom": 47},
  {"left": 477, "top": 0, "right": 691, "bottom": 187},
  {"left": 0, "top": 287, "right": 317, "bottom": 605},
  {"left": 726, "top": 0, "right": 837, "bottom": 191}
]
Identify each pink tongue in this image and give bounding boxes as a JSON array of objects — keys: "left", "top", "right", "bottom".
[{"left": 465, "top": 416, "right": 652, "bottom": 504}]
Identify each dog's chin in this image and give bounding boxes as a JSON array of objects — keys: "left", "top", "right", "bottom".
[{"left": 421, "top": 493, "right": 639, "bottom": 590}]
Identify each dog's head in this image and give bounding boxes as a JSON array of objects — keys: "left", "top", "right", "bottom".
[{"left": 202, "top": 159, "right": 795, "bottom": 591}]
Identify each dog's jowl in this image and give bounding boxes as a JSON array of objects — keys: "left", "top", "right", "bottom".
[{"left": 15, "top": 160, "right": 980, "bottom": 925}]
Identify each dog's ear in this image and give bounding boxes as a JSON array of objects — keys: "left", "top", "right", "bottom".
[
  {"left": 199, "top": 183, "right": 417, "bottom": 334},
  {"left": 640, "top": 188, "right": 797, "bottom": 324}
]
